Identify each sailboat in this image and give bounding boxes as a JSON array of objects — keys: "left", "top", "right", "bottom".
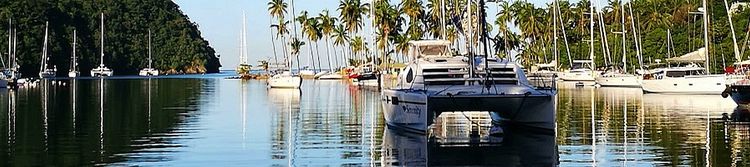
[
  {"left": 39, "top": 21, "right": 56, "bottom": 78},
  {"left": 91, "top": 13, "right": 113, "bottom": 77},
  {"left": 68, "top": 30, "right": 80, "bottom": 78},
  {"left": 267, "top": 44, "right": 302, "bottom": 88},
  {"left": 236, "top": 12, "right": 251, "bottom": 79},
  {"left": 595, "top": 2, "right": 640, "bottom": 87},
  {"left": 139, "top": 29, "right": 159, "bottom": 76},
  {"left": 560, "top": 1, "right": 597, "bottom": 83}
]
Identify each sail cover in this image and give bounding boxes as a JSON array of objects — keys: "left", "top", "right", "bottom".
[{"left": 667, "top": 47, "right": 706, "bottom": 63}]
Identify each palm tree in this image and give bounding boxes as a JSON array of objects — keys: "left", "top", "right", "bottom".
[
  {"left": 271, "top": 18, "right": 290, "bottom": 67},
  {"left": 268, "top": 0, "right": 288, "bottom": 66},
  {"left": 297, "top": 11, "right": 317, "bottom": 71},
  {"left": 332, "top": 25, "right": 350, "bottom": 66},
  {"left": 426, "top": 0, "right": 444, "bottom": 39},
  {"left": 351, "top": 36, "right": 366, "bottom": 65},
  {"left": 290, "top": 37, "right": 305, "bottom": 69},
  {"left": 338, "top": 0, "right": 370, "bottom": 34},
  {"left": 319, "top": 10, "right": 337, "bottom": 70},
  {"left": 374, "top": 0, "right": 401, "bottom": 67},
  {"left": 304, "top": 17, "right": 323, "bottom": 72}
]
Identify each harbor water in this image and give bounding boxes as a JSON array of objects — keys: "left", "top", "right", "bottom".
[{"left": 0, "top": 75, "right": 746, "bottom": 166}]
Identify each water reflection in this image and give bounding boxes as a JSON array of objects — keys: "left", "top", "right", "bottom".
[{"left": 382, "top": 124, "right": 557, "bottom": 166}]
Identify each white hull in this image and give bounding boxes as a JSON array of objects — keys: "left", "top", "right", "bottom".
[
  {"left": 91, "top": 67, "right": 113, "bottom": 77},
  {"left": 39, "top": 71, "right": 55, "bottom": 78},
  {"left": 641, "top": 75, "right": 725, "bottom": 94},
  {"left": 299, "top": 70, "right": 315, "bottom": 77},
  {"left": 139, "top": 68, "right": 159, "bottom": 76},
  {"left": 67, "top": 71, "right": 79, "bottom": 78},
  {"left": 559, "top": 72, "right": 595, "bottom": 81},
  {"left": 595, "top": 74, "right": 641, "bottom": 87},
  {"left": 382, "top": 85, "right": 556, "bottom": 132},
  {"left": 318, "top": 73, "right": 343, "bottom": 80},
  {"left": 268, "top": 74, "right": 302, "bottom": 89},
  {"left": 314, "top": 71, "right": 329, "bottom": 78}
]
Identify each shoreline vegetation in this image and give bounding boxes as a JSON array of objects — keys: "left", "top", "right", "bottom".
[
  {"left": 268, "top": 0, "right": 750, "bottom": 74},
  {"left": 0, "top": 0, "right": 221, "bottom": 77}
]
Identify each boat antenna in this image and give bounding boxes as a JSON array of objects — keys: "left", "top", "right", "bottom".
[{"left": 479, "top": 0, "right": 496, "bottom": 93}]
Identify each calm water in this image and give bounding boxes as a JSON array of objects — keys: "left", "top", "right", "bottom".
[{"left": 0, "top": 76, "right": 746, "bottom": 166}]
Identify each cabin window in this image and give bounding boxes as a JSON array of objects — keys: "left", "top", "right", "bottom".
[
  {"left": 406, "top": 68, "right": 414, "bottom": 83},
  {"left": 419, "top": 45, "right": 447, "bottom": 56},
  {"left": 665, "top": 71, "right": 685, "bottom": 77}
]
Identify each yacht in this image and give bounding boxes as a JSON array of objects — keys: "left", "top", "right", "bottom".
[
  {"left": 68, "top": 30, "right": 79, "bottom": 78},
  {"left": 595, "top": 66, "right": 640, "bottom": 87},
  {"left": 139, "top": 29, "right": 159, "bottom": 76},
  {"left": 381, "top": 40, "right": 556, "bottom": 133},
  {"left": 299, "top": 66, "right": 315, "bottom": 79},
  {"left": 268, "top": 71, "right": 302, "bottom": 88},
  {"left": 641, "top": 65, "right": 724, "bottom": 94},
  {"left": 527, "top": 61, "right": 558, "bottom": 88},
  {"left": 39, "top": 21, "right": 56, "bottom": 78},
  {"left": 559, "top": 60, "right": 596, "bottom": 82},
  {"left": 723, "top": 60, "right": 750, "bottom": 104},
  {"left": 91, "top": 13, "right": 113, "bottom": 77}
]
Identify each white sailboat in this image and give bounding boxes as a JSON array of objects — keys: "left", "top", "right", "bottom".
[
  {"left": 91, "top": 13, "right": 113, "bottom": 77},
  {"left": 139, "top": 29, "right": 159, "bottom": 76},
  {"left": 560, "top": 1, "right": 596, "bottom": 83},
  {"left": 68, "top": 30, "right": 80, "bottom": 78},
  {"left": 267, "top": 42, "right": 301, "bottom": 89},
  {"left": 39, "top": 21, "right": 56, "bottom": 78},
  {"left": 595, "top": 1, "right": 639, "bottom": 87},
  {"left": 381, "top": 40, "right": 556, "bottom": 133},
  {"left": 236, "top": 11, "right": 251, "bottom": 77}
]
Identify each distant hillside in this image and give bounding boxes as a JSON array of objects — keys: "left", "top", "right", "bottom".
[{"left": 0, "top": 0, "right": 221, "bottom": 76}]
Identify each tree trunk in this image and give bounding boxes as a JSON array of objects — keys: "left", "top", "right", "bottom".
[{"left": 325, "top": 37, "right": 333, "bottom": 71}]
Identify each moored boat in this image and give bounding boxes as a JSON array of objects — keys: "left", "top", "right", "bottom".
[{"left": 381, "top": 40, "right": 556, "bottom": 133}]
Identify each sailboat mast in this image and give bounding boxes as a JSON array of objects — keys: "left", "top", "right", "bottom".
[
  {"left": 620, "top": 0, "right": 627, "bottom": 73},
  {"left": 628, "top": 3, "right": 643, "bottom": 71},
  {"left": 242, "top": 11, "right": 247, "bottom": 65},
  {"left": 7, "top": 18, "right": 10, "bottom": 68},
  {"left": 589, "top": 0, "right": 595, "bottom": 70},
  {"left": 703, "top": 0, "right": 710, "bottom": 73},
  {"left": 41, "top": 21, "right": 49, "bottom": 72},
  {"left": 723, "top": 0, "right": 741, "bottom": 61},
  {"left": 73, "top": 29, "right": 77, "bottom": 70},
  {"left": 148, "top": 29, "right": 152, "bottom": 69},
  {"left": 100, "top": 13, "right": 105, "bottom": 67},
  {"left": 553, "top": 0, "right": 558, "bottom": 70}
]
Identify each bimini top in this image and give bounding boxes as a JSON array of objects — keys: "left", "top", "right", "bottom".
[
  {"left": 667, "top": 47, "right": 706, "bottom": 63},
  {"left": 407, "top": 40, "right": 451, "bottom": 60}
]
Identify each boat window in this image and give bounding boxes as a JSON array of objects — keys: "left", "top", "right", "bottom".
[
  {"left": 405, "top": 68, "right": 414, "bottom": 83},
  {"left": 420, "top": 45, "right": 447, "bottom": 56},
  {"left": 666, "top": 71, "right": 685, "bottom": 77}
]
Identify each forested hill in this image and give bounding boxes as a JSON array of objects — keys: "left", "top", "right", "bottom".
[{"left": 0, "top": 0, "right": 221, "bottom": 76}]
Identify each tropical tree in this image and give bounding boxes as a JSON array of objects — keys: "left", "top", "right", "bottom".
[
  {"left": 271, "top": 18, "right": 290, "bottom": 66},
  {"left": 338, "top": 0, "right": 370, "bottom": 34},
  {"left": 297, "top": 11, "right": 317, "bottom": 71},
  {"left": 267, "top": 0, "right": 288, "bottom": 66},
  {"left": 318, "top": 10, "right": 337, "bottom": 69},
  {"left": 332, "top": 25, "right": 350, "bottom": 66}
]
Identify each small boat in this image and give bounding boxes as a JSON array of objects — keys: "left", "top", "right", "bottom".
[
  {"left": 299, "top": 66, "right": 315, "bottom": 78},
  {"left": 268, "top": 71, "right": 302, "bottom": 89},
  {"left": 595, "top": 67, "right": 640, "bottom": 87},
  {"left": 559, "top": 60, "right": 596, "bottom": 82},
  {"left": 318, "top": 73, "right": 343, "bottom": 80},
  {"left": 139, "top": 29, "right": 159, "bottom": 76},
  {"left": 381, "top": 40, "right": 556, "bottom": 133},
  {"left": 724, "top": 60, "right": 750, "bottom": 104},
  {"left": 91, "top": 13, "right": 113, "bottom": 77},
  {"left": 236, "top": 12, "right": 251, "bottom": 79},
  {"left": 68, "top": 29, "right": 79, "bottom": 78},
  {"left": 313, "top": 71, "right": 329, "bottom": 79},
  {"left": 39, "top": 21, "right": 56, "bottom": 78}
]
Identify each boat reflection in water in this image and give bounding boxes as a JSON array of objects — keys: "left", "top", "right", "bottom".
[{"left": 381, "top": 112, "right": 558, "bottom": 166}]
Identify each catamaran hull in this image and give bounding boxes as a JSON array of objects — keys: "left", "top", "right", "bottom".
[
  {"left": 595, "top": 75, "right": 641, "bottom": 87},
  {"left": 641, "top": 75, "right": 725, "bottom": 94},
  {"left": 268, "top": 76, "right": 302, "bottom": 89},
  {"left": 382, "top": 89, "right": 556, "bottom": 133},
  {"left": 139, "top": 69, "right": 159, "bottom": 76},
  {"left": 39, "top": 72, "right": 55, "bottom": 78},
  {"left": 68, "top": 71, "right": 79, "bottom": 78}
]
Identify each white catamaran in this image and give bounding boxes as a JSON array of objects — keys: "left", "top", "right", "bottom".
[
  {"left": 139, "top": 29, "right": 158, "bottom": 76},
  {"left": 381, "top": 40, "right": 556, "bottom": 133},
  {"left": 91, "top": 13, "right": 113, "bottom": 77}
]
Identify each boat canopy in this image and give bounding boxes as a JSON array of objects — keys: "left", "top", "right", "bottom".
[
  {"left": 408, "top": 40, "right": 451, "bottom": 60},
  {"left": 667, "top": 47, "right": 706, "bottom": 63}
]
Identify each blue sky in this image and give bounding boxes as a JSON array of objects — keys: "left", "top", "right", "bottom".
[{"left": 174, "top": 0, "right": 559, "bottom": 70}]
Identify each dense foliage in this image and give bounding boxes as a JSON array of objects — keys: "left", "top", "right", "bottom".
[
  {"left": 271, "top": 0, "right": 750, "bottom": 74},
  {"left": 0, "top": 0, "right": 220, "bottom": 76}
]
